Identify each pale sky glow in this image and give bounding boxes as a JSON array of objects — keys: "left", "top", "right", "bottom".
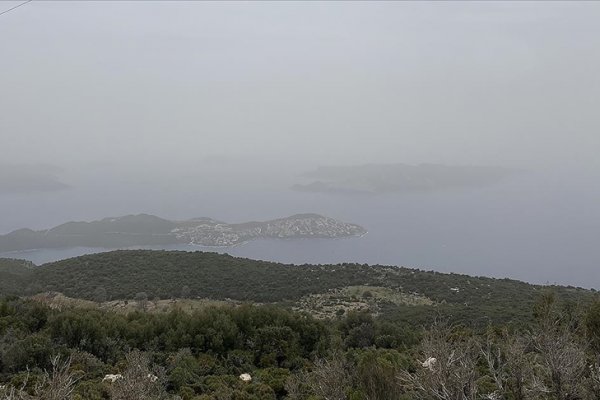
[{"left": 1, "top": 1, "right": 599, "bottom": 171}]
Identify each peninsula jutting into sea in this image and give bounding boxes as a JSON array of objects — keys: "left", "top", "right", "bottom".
[{"left": 0, "top": 213, "right": 367, "bottom": 252}]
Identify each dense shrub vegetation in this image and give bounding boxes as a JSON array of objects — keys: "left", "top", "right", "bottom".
[
  {"left": 1, "top": 292, "right": 600, "bottom": 399},
  {"left": 1, "top": 250, "right": 595, "bottom": 327},
  {"left": 0, "top": 296, "right": 420, "bottom": 399},
  {"left": 1, "top": 251, "right": 599, "bottom": 399}
]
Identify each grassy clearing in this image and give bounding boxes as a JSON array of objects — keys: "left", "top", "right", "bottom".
[
  {"left": 294, "top": 285, "right": 434, "bottom": 319},
  {"left": 29, "top": 292, "right": 238, "bottom": 314}
]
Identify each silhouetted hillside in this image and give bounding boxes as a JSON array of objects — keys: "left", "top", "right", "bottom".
[{"left": 0, "top": 214, "right": 365, "bottom": 251}]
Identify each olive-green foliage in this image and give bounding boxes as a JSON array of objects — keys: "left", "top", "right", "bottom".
[
  {"left": 353, "top": 348, "right": 409, "bottom": 400},
  {"left": 1, "top": 250, "right": 598, "bottom": 400},
  {"left": 339, "top": 311, "right": 419, "bottom": 350},
  {"left": 0, "top": 297, "right": 332, "bottom": 399},
  {"left": 1, "top": 250, "right": 595, "bottom": 327},
  {"left": 1, "top": 291, "right": 600, "bottom": 400},
  {"left": 0, "top": 258, "right": 34, "bottom": 296},
  {"left": 585, "top": 299, "right": 600, "bottom": 353}
]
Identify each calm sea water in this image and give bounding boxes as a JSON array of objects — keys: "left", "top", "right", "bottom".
[{"left": 1, "top": 168, "right": 599, "bottom": 288}]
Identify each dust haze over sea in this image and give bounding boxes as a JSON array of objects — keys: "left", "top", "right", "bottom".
[
  {"left": 1, "top": 3, "right": 599, "bottom": 288},
  {"left": 1, "top": 160, "right": 599, "bottom": 289}
]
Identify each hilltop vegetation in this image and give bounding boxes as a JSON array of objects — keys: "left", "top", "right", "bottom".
[
  {"left": 0, "top": 250, "right": 594, "bottom": 327},
  {"left": 1, "top": 251, "right": 599, "bottom": 399},
  {"left": 0, "top": 258, "right": 34, "bottom": 296},
  {"left": 1, "top": 287, "right": 600, "bottom": 399}
]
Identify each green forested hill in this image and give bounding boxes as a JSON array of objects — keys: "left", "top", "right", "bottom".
[
  {"left": 1, "top": 251, "right": 599, "bottom": 400},
  {"left": 1, "top": 250, "right": 594, "bottom": 326},
  {"left": 0, "top": 257, "right": 33, "bottom": 295}
]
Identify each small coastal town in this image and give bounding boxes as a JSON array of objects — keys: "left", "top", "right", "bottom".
[{"left": 171, "top": 214, "right": 367, "bottom": 246}]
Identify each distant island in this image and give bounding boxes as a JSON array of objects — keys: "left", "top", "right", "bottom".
[
  {"left": 0, "top": 213, "right": 366, "bottom": 252},
  {"left": 292, "top": 163, "right": 517, "bottom": 194}
]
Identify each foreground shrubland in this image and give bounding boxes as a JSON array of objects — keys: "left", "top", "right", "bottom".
[{"left": 1, "top": 291, "right": 600, "bottom": 399}]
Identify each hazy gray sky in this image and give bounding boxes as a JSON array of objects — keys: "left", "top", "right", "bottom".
[
  {"left": 2, "top": 2, "right": 600, "bottom": 288},
  {"left": 2, "top": 1, "right": 600, "bottom": 171}
]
